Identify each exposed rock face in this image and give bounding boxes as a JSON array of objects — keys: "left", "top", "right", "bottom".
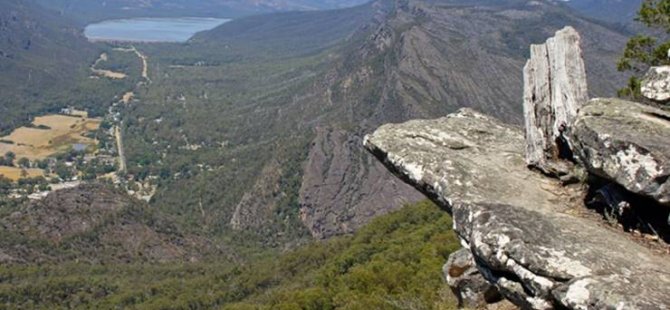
[
  {"left": 444, "top": 248, "right": 501, "bottom": 308},
  {"left": 299, "top": 127, "right": 424, "bottom": 239},
  {"left": 523, "top": 26, "right": 588, "bottom": 176},
  {"left": 641, "top": 65, "right": 670, "bottom": 102},
  {"left": 230, "top": 160, "right": 284, "bottom": 231},
  {"left": 571, "top": 98, "right": 670, "bottom": 205},
  {"left": 364, "top": 108, "right": 670, "bottom": 309}
]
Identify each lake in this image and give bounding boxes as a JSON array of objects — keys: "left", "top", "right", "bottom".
[{"left": 84, "top": 17, "right": 230, "bottom": 43}]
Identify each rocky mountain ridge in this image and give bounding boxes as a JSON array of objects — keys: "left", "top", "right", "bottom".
[
  {"left": 293, "top": 0, "right": 631, "bottom": 239},
  {"left": 365, "top": 27, "right": 670, "bottom": 309}
]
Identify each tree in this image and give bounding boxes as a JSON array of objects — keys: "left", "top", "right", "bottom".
[
  {"left": 17, "top": 157, "right": 30, "bottom": 168},
  {"left": 4, "top": 151, "right": 15, "bottom": 165},
  {"left": 54, "top": 163, "right": 72, "bottom": 180},
  {"left": 618, "top": 0, "right": 670, "bottom": 99},
  {"left": 0, "top": 176, "right": 12, "bottom": 194}
]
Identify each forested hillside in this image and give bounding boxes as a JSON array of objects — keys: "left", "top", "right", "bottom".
[
  {"left": 0, "top": 0, "right": 132, "bottom": 134},
  {"left": 0, "top": 201, "right": 460, "bottom": 309}
]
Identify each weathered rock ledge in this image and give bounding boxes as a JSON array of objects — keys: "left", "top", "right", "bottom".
[
  {"left": 364, "top": 109, "right": 670, "bottom": 309},
  {"left": 571, "top": 98, "right": 670, "bottom": 205}
]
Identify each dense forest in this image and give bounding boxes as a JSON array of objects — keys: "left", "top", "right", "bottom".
[{"left": 0, "top": 201, "right": 460, "bottom": 309}]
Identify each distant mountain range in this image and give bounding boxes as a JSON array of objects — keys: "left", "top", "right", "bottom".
[
  {"left": 563, "top": 0, "right": 642, "bottom": 23},
  {"left": 34, "top": 0, "right": 370, "bottom": 23},
  {"left": 31, "top": 0, "right": 645, "bottom": 25}
]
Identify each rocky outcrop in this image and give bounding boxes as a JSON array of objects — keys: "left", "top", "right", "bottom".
[
  {"left": 1, "top": 184, "right": 217, "bottom": 263},
  {"left": 523, "top": 26, "right": 588, "bottom": 176},
  {"left": 445, "top": 248, "right": 501, "bottom": 308},
  {"left": 571, "top": 98, "right": 670, "bottom": 205},
  {"left": 641, "top": 65, "right": 670, "bottom": 102},
  {"left": 6, "top": 184, "right": 131, "bottom": 242},
  {"left": 230, "top": 160, "right": 284, "bottom": 231},
  {"left": 364, "top": 108, "right": 670, "bottom": 309}
]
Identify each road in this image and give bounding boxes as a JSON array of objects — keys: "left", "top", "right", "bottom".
[{"left": 115, "top": 125, "right": 127, "bottom": 174}]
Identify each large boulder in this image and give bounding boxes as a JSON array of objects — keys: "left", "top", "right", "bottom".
[
  {"left": 571, "top": 98, "right": 670, "bottom": 205},
  {"left": 523, "top": 26, "right": 589, "bottom": 176},
  {"left": 641, "top": 66, "right": 670, "bottom": 103},
  {"left": 364, "top": 108, "right": 670, "bottom": 309}
]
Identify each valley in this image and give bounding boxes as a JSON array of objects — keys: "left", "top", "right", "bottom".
[
  {"left": 0, "top": 0, "right": 660, "bottom": 308},
  {"left": 1, "top": 0, "right": 633, "bottom": 247}
]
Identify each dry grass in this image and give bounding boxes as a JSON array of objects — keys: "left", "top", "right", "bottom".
[
  {"left": 0, "top": 166, "right": 44, "bottom": 181},
  {"left": 0, "top": 114, "right": 101, "bottom": 160}
]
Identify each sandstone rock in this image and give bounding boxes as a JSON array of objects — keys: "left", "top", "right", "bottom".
[
  {"left": 571, "top": 98, "right": 670, "bottom": 205},
  {"left": 364, "top": 108, "right": 670, "bottom": 309},
  {"left": 523, "top": 26, "right": 588, "bottom": 176},
  {"left": 641, "top": 66, "right": 670, "bottom": 102},
  {"left": 445, "top": 248, "right": 501, "bottom": 308}
]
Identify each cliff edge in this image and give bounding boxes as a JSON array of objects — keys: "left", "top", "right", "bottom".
[{"left": 364, "top": 27, "right": 670, "bottom": 309}]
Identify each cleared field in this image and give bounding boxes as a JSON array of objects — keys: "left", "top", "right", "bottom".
[
  {"left": 0, "top": 166, "right": 44, "bottom": 181},
  {"left": 91, "top": 52, "right": 127, "bottom": 79},
  {"left": 0, "top": 114, "right": 101, "bottom": 160}
]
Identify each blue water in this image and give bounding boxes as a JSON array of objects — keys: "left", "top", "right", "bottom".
[{"left": 84, "top": 17, "right": 230, "bottom": 43}]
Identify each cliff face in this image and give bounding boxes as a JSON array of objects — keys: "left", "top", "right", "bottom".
[
  {"left": 294, "top": 0, "right": 630, "bottom": 239},
  {"left": 118, "top": 0, "right": 631, "bottom": 242},
  {"left": 365, "top": 27, "right": 670, "bottom": 309}
]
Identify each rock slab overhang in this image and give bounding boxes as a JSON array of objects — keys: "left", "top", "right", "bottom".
[{"left": 364, "top": 108, "right": 670, "bottom": 309}]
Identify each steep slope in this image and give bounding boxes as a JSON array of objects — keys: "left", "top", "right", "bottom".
[
  {"left": 0, "top": 201, "right": 461, "bottom": 309},
  {"left": 0, "top": 184, "right": 219, "bottom": 263},
  {"left": 297, "top": 0, "right": 629, "bottom": 238},
  {"left": 119, "top": 0, "right": 629, "bottom": 243},
  {"left": 0, "top": 0, "right": 129, "bottom": 134}
]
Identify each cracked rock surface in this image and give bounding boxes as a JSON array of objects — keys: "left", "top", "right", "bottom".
[
  {"left": 571, "top": 98, "right": 670, "bottom": 205},
  {"left": 364, "top": 108, "right": 670, "bottom": 309},
  {"left": 523, "top": 26, "right": 588, "bottom": 176},
  {"left": 641, "top": 66, "right": 670, "bottom": 102}
]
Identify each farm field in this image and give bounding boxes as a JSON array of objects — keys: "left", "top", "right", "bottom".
[
  {"left": 0, "top": 166, "right": 45, "bottom": 181},
  {"left": 0, "top": 114, "right": 102, "bottom": 161}
]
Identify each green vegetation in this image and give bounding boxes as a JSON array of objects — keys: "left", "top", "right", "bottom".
[
  {"left": 0, "top": 1, "right": 137, "bottom": 135},
  {"left": 110, "top": 2, "right": 383, "bottom": 245},
  {"left": 618, "top": 0, "right": 670, "bottom": 98},
  {"left": 0, "top": 201, "right": 459, "bottom": 309}
]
